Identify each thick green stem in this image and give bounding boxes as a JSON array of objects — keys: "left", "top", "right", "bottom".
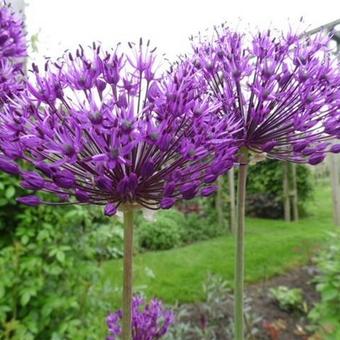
[
  {"left": 122, "top": 208, "right": 134, "bottom": 340},
  {"left": 234, "top": 149, "right": 248, "bottom": 340}
]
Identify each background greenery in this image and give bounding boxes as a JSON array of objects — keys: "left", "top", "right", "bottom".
[
  {"left": 0, "top": 162, "right": 331, "bottom": 340},
  {"left": 246, "top": 160, "right": 313, "bottom": 218}
]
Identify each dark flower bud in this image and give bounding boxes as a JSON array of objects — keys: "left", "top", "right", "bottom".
[
  {"left": 53, "top": 170, "right": 76, "bottom": 189},
  {"left": 104, "top": 202, "right": 117, "bottom": 216},
  {"left": 201, "top": 185, "right": 218, "bottom": 197},
  {"left": 75, "top": 189, "right": 90, "bottom": 202},
  {"left": 17, "top": 195, "right": 42, "bottom": 206},
  {"left": 308, "top": 153, "right": 325, "bottom": 165},
  {"left": 180, "top": 182, "right": 199, "bottom": 200},
  {"left": 261, "top": 140, "right": 277, "bottom": 152},
  {"left": 96, "top": 175, "right": 114, "bottom": 192},
  {"left": 160, "top": 197, "right": 176, "bottom": 209},
  {"left": 330, "top": 144, "right": 340, "bottom": 154},
  {"left": 0, "top": 155, "right": 20, "bottom": 175},
  {"left": 21, "top": 171, "right": 45, "bottom": 190},
  {"left": 141, "top": 160, "right": 155, "bottom": 178}
]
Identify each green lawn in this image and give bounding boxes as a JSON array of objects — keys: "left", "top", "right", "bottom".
[{"left": 100, "top": 183, "right": 334, "bottom": 308}]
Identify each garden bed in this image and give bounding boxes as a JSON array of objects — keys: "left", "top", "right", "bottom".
[
  {"left": 248, "top": 265, "right": 319, "bottom": 339},
  {"left": 170, "top": 265, "right": 320, "bottom": 339}
]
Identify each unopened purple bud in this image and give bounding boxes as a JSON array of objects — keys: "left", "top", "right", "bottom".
[
  {"left": 0, "top": 156, "right": 20, "bottom": 175},
  {"left": 88, "top": 111, "right": 103, "bottom": 125},
  {"left": 96, "top": 175, "right": 114, "bottom": 192},
  {"left": 117, "top": 173, "right": 138, "bottom": 195},
  {"left": 104, "top": 202, "right": 117, "bottom": 216},
  {"left": 96, "top": 79, "right": 107, "bottom": 93},
  {"left": 53, "top": 169, "right": 76, "bottom": 188},
  {"left": 204, "top": 173, "right": 217, "bottom": 183},
  {"left": 308, "top": 153, "right": 325, "bottom": 165},
  {"left": 141, "top": 160, "right": 155, "bottom": 178},
  {"left": 164, "top": 182, "right": 175, "bottom": 196},
  {"left": 19, "top": 135, "right": 42, "bottom": 148},
  {"left": 17, "top": 195, "right": 42, "bottom": 206},
  {"left": 0, "top": 33, "right": 9, "bottom": 45},
  {"left": 262, "top": 140, "right": 277, "bottom": 152},
  {"left": 293, "top": 141, "right": 309, "bottom": 152},
  {"left": 75, "top": 189, "right": 90, "bottom": 202},
  {"left": 158, "top": 134, "right": 171, "bottom": 151},
  {"left": 201, "top": 185, "right": 218, "bottom": 197},
  {"left": 117, "top": 94, "right": 128, "bottom": 108},
  {"left": 21, "top": 171, "right": 45, "bottom": 190},
  {"left": 181, "top": 182, "right": 198, "bottom": 200},
  {"left": 35, "top": 161, "right": 55, "bottom": 177},
  {"left": 330, "top": 144, "right": 340, "bottom": 154},
  {"left": 160, "top": 197, "right": 176, "bottom": 209}
]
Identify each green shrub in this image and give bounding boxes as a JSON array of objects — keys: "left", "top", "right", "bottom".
[
  {"left": 246, "top": 159, "right": 313, "bottom": 218},
  {"left": 0, "top": 173, "right": 24, "bottom": 240},
  {"left": 309, "top": 231, "right": 340, "bottom": 339},
  {"left": 137, "top": 210, "right": 183, "bottom": 251},
  {"left": 181, "top": 212, "right": 224, "bottom": 244},
  {"left": 0, "top": 203, "right": 122, "bottom": 339},
  {"left": 269, "top": 286, "right": 305, "bottom": 312}
]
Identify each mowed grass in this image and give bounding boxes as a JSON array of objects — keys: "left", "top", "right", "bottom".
[{"left": 100, "top": 183, "right": 334, "bottom": 308}]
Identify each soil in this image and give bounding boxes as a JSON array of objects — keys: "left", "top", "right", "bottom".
[
  {"left": 174, "top": 265, "right": 321, "bottom": 340},
  {"left": 247, "top": 265, "right": 320, "bottom": 340}
]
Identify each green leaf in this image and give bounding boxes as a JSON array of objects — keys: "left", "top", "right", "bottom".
[
  {"left": 322, "top": 288, "right": 338, "bottom": 301},
  {"left": 5, "top": 186, "right": 15, "bottom": 199},
  {"left": 0, "top": 284, "right": 4, "bottom": 299},
  {"left": 56, "top": 251, "right": 65, "bottom": 264},
  {"left": 21, "top": 291, "right": 31, "bottom": 306},
  {"left": 0, "top": 198, "right": 8, "bottom": 207}
]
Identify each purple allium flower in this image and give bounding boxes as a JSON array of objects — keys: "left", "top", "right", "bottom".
[
  {"left": 0, "top": 41, "right": 239, "bottom": 214},
  {"left": 106, "top": 295, "right": 174, "bottom": 340},
  {"left": 0, "top": 2, "right": 26, "bottom": 103},
  {"left": 0, "top": 3, "right": 26, "bottom": 59},
  {"left": 192, "top": 27, "right": 340, "bottom": 164}
]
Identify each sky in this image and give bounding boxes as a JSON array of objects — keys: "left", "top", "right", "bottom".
[{"left": 14, "top": 0, "right": 340, "bottom": 65}]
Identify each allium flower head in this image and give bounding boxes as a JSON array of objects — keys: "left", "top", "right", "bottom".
[
  {"left": 0, "top": 1, "right": 26, "bottom": 103},
  {"left": 192, "top": 27, "right": 340, "bottom": 164},
  {"left": 107, "top": 295, "right": 174, "bottom": 340},
  {"left": 0, "top": 40, "right": 239, "bottom": 214}
]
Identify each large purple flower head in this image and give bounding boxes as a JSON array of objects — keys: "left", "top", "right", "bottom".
[
  {"left": 107, "top": 295, "right": 174, "bottom": 340},
  {"left": 0, "top": 40, "right": 239, "bottom": 215},
  {"left": 0, "top": 1, "right": 26, "bottom": 103},
  {"left": 192, "top": 27, "right": 340, "bottom": 164}
]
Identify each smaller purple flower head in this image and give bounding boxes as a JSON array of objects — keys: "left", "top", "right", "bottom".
[
  {"left": 0, "top": 2, "right": 26, "bottom": 59},
  {"left": 0, "top": 40, "right": 239, "bottom": 214},
  {"left": 0, "top": 2, "right": 26, "bottom": 103},
  {"left": 106, "top": 295, "right": 175, "bottom": 340},
  {"left": 192, "top": 26, "right": 340, "bottom": 165}
]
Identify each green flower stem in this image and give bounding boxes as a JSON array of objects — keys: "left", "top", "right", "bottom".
[
  {"left": 234, "top": 148, "right": 248, "bottom": 340},
  {"left": 122, "top": 207, "right": 134, "bottom": 340}
]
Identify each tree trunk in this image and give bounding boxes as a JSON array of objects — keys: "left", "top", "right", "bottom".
[
  {"left": 283, "top": 161, "right": 291, "bottom": 222},
  {"left": 216, "top": 176, "right": 225, "bottom": 230},
  {"left": 291, "top": 163, "right": 299, "bottom": 221},
  {"left": 329, "top": 153, "right": 340, "bottom": 226}
]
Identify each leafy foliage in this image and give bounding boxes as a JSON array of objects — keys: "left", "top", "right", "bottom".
[
  {"left": 309, "top": 231, "right": 340, "bottom": 339},
  {"left": 165, "top": 275, "right": 261, "bottom": 339},
  {"left": 269, "top": 286, "right": 306, "bottom": 313},
  {"left": 0, "top": 174, "right": 23, "bottom": 238},
  {"left": 137, "top": 211, "right": 183, "bottom": 251},
  {"left": 136, "top": 207, "right": 226, "bottom": 252},
  {"left": 0, "top": 202, "right": 122, "bottom": 339},
  {"left": 246, "top": 160, "right": 313, "bottom": 218}
]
